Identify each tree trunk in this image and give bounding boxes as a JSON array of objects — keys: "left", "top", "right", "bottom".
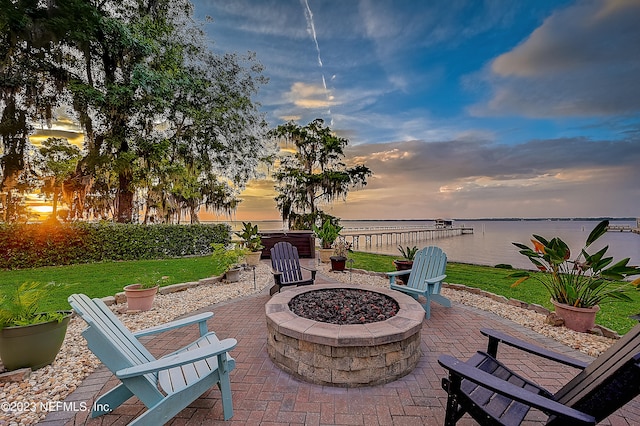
[
  {"left": 189, "top": 204, "right": 200, "bottom": 224},
  {"left": 51, "top": 188, "right": 59, "bottom": 219},
  {"left": 116, "top": 171, "right": 134, "bottom": 223}
]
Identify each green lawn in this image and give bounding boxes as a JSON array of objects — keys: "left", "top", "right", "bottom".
[
  {"left": 348, "top": 251, "right": 640, "bottom": 334},
  {"left": 1, "top": 251, "right": 638, "bottom": 334},
  {"left": 0, "top": 257, "right": 224, "bottom": 313}
]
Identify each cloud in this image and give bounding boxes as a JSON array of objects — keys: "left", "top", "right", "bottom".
[
  {"left": 208, "top": 135, "right": 640, "bottom": 221},
  {"left": 202, "top": 0, "right": 308, "bottom": 39},
  {"left": 472, "top": 0, "right": 640, "bottom": 117},
  {"left": 332, "top": 136, "right": 640, "bottom": 219},
  {"left": 285, "top": 82, "right": 336, "bottom": 109},
  {"left": 356, "top": 0, "right": 517, "bottom": 91}
]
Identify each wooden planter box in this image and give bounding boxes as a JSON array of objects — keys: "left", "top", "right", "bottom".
[{"left": 260, "top": 231, "right": 315, "bottom": 259}]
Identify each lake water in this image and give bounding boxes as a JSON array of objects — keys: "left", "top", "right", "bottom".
[{"left": 220, "top": 219, "right": 640, "bottom": 270}]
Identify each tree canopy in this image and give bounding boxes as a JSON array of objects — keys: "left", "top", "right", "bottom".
[
  {"left": 0, "top": 0, "right": 270, "bottom": 223},
  {"left": 270, "top": 118, "right": 372, "bottom": 229}
]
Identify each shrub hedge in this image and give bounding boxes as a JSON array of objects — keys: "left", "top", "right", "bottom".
[{"left": 0, "top": 222, "right": 231, "bottom": 269}]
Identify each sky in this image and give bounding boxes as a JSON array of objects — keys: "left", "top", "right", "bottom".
[{"left": 197, "top": 0, "right": 640, "bottom": 220}]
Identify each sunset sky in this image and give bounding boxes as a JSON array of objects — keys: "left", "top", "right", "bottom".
[{"left": 192, "top": 0, "right": 640, "bottom": 221}]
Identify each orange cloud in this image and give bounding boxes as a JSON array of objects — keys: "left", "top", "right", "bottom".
[{"left": 286, "top": 82, "right": 336, "bottom": 109}]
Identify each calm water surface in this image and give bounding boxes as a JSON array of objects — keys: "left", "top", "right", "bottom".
[
  {"left": 353, "top": 220, "right": 640, "bottom": 270},
  {"left": 220, "top": 219, "right": 640, "bottom": 270}
]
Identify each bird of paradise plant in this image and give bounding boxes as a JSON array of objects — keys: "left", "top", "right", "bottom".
[{"left": 511, "top": 220, "right": 640, "bottom": 308}]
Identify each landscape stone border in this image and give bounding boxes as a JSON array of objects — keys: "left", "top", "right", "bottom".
[{"left": 102, "top": 275, "right": 224, "bottom": 306}]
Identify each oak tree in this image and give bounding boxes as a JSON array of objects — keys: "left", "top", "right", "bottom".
[{"left": 270, "top": 119, "right": 372, "bottom": 229}]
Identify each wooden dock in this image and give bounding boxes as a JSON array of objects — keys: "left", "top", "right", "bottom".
[
  {"left": 339, "top": 226, "right": 473, "bottom": 249},
  {"left": 607, "top": 225, "right": 640, "bottom": 234}
]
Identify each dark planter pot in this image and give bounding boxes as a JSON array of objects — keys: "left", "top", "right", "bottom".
[
  {"left": 393, "top": 260, "right": 413, "bottom": 285},
  {"left": 330, "top": 256, "right": 347, "bottom": 271},
  {"left": 0, "top": 311, "right": 72, "bottom": 371}
]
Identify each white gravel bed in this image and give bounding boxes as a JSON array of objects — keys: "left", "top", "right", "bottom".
[{"left": 0, "top": 262, "right": 616, "bottom": 425}]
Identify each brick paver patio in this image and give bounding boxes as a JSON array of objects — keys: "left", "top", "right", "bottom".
[{"left": 41, "top": 269, "right": 640, "bottom": 425}]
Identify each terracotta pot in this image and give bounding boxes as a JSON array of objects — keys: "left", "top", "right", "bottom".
[
  {"left": 551, "top": 299, "right": 600, "bottom": 333},
  {"left": 393, "top": 260, "right": 413, "bottom": 285},
  {"left": 124, "top": 284, "right": 159, "bottom": 312},
  {"left": 319, "top": 248, "right": 333, "bottom": 263},
  {"left": 245, "top": 251, "right": 262, "bottom": 266},
  {"left": 0, "top": 311, "right": 72, "bottom": 371}
]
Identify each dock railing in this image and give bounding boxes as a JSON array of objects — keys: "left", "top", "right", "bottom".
[{"left": 339, "top": 225, "right": 473, "bottom": 249}]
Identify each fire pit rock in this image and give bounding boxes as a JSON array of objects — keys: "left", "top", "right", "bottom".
[{"left": 265, "top": 284, "right": 424, "bottom": 387}]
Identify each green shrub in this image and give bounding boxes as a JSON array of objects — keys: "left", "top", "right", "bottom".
[{"left": 0, "top": 222, "right": 230, "bottom": 269}]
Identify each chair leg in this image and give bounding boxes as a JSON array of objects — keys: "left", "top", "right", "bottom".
[
  {"left": 431, "top": 293, "right": 451, "bottom": 308},
  {"left": 218, "top": 372, "right": 234, "bottom": 420},
  {"left": 91, "top": 384, "right": 134, "bottom": 418},
  {"left": 442, "top": 377, "right": 465, "bottom": 426},
  {"left": 423, "top": 293, "right": 432, "bottom": 319}
]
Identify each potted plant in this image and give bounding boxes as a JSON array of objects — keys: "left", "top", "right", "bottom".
[
  {"left": 123, "top": 274, "right": 168, "bottom": 312},
  {"left": 0, "top": 282, "right": 72, "bottom": 371},
  {"left": 211, "top": 243, "right": 248, "bottom": 283},
  {"left": 235, "top": 222, "right": 264, "bottom": 266},
  {"left": 330, "top": 239, "right": 351, "bottom": 272},
  {"left": 393, "top": 245, "right": 418, "bottom": 285},
  {"left": 313, "top": 219, "right": 342, "bottom": 263},
  {"left": 511, "top": 220, "right": 640, "bottom": 332}
]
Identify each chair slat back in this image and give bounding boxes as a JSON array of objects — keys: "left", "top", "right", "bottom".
[
  {"left": 271, "top": 242, "right": 304, "bottom": 284},
  {"left": 69, "top": 294, "right": 158, "bottom": 386},
  {"left": 553, "top": 323, "right": 640, "bottom": 422},
  {"left": 406, "top": 246, "right": 447, "bottom": 292}
]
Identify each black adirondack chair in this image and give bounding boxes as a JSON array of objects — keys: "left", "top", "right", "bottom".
[
  {"left": 438, "top": 326, "right": 640, "bottom": 426},
  {"left": 269, "top": 242, "right": 316, "bottom": 295}
]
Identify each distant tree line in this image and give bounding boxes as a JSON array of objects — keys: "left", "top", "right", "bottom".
[{"left": 0, "top": 0, "right": 270, "bottom": 224}]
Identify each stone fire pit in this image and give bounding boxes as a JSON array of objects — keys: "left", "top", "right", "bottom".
[{"left": 265, "top": 284, "right": 424, "bottom": 387}]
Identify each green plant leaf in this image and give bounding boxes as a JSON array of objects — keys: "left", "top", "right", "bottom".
[{"left": 586, "top": 220, "right": 609, "bottom": 247}]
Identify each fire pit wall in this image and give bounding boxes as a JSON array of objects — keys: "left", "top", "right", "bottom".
[{"left": 265, "top": 284, "right": 425, "bottom": 387}]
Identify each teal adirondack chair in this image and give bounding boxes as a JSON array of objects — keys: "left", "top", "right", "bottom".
[
  {"left": 68, "top": 294, "right": 237, "bottom": 424},
  {"left": 387, "top": 246, "right": 451, "bottom": 318}
]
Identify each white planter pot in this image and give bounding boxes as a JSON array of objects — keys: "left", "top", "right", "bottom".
[
  {"left": 319, "top": 248, "right": 333, "bottom": 263},
  {"left": 245, "top": 251, "right": 262, "bottom": 266}
]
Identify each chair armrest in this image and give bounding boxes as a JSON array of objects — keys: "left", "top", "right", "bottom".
[
  {"left": 270, "top": 268, "right": 284, "bottom": 286},
  {"left": 116, "top": 336, "right": 238, "bottom": 379},
  {"left": 386, "top": 269, "right": 412, "bottom": 277},
  {"left": 270, "top": 268, "right": 282, "bottom": 276},
  {"left": 133, "top": 312, "right": 213, "bottom": 338},
  {"left": 480, "top": 328, "right": 588, "bottom": 369},
  {"left": 301, "top": 265, "right": 317, "bottom": 279},
  {"left": 390, "top": 283, "right": 423, "bottom": 295},
  {"left": 438, "top": 355, "right": 595, "bottom": 425},
  {"left": 424, "top": 274, "right": 446, "bottom": 284},
  {"left": 387, "top": 269, "right": 411, "bottom": 286}
]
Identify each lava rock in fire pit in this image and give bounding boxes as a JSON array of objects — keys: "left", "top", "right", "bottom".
[{"left": 288, "top": 288, "right": 399, "bottom": 324}]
